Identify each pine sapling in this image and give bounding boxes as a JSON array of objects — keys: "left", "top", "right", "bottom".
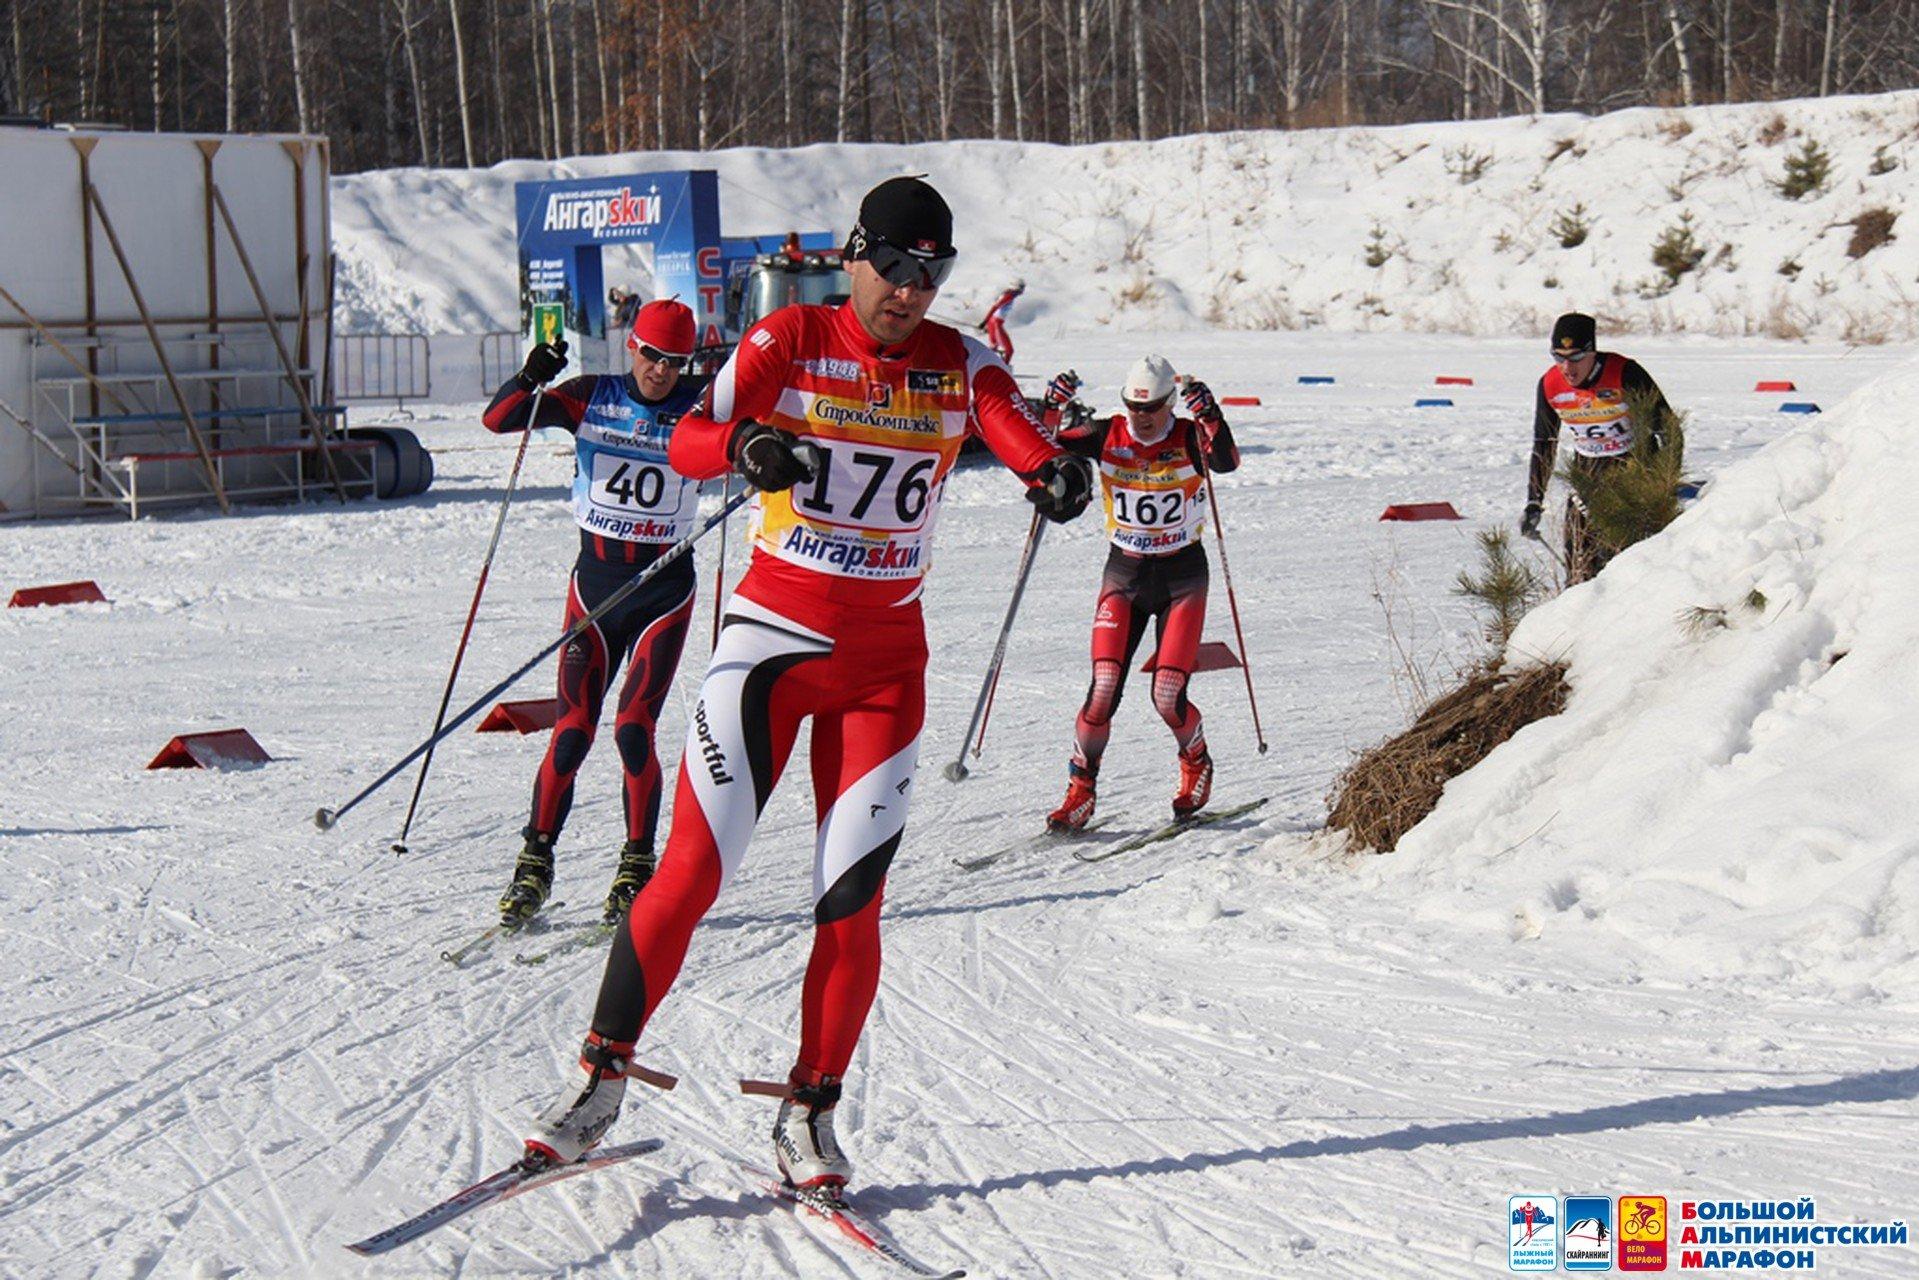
[
  {"left": 1562, "top": 390, "right": 1688, "bottom": 562},
  {"left": 1455, "top": 528, "right": 1547, "bottom": 660},
  {"left": 1551, "top": 203, "right": 1590, "bottom": 249},
  {"left": 1652, "top": 213, "right": 1706, "bottom": 285},
  {"left": 1774, "top": 138, "right": 1832, "bottom": 200}
]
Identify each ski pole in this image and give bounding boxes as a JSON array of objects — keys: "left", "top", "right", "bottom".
[
  {"left": 390, "top": 387, "right": 545, "bottom": 854},
  {"left": 929, "top": 310, "right": 987, "bottom": 334},
  {"left": 943, "top": 507, "right": 1048, "bottom": 782},
  {"left": 1195, "top": 428, "right": 1269, "bottom": 755},
  {"left": 318, "top": 483, "right": 759, "bottom": 833},
  {"left": 710, "top": 474, "right": 732, "bottom": 650}
]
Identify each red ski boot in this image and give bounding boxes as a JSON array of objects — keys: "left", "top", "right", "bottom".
[
  {"left": 1047, "top": 769, "right": 1098, "bottom": 833},
  {"left": 1172, "top": 744, "right": 1213, "bottom": 819}
]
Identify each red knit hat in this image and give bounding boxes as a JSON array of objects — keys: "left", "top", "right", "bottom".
[{"left": 627, "top": 299, "right": 696, "bottom": 357}]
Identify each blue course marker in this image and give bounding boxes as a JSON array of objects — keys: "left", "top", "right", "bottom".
[
  {"left": 1298, "top": 375, "right": 1336, "bottom": 385},
  {"left": 1779, "top": 402, "right": 1821, "bottom": 414},
  {"left": 1415, "top": 397, "right": 1454, "bottom": 408}
]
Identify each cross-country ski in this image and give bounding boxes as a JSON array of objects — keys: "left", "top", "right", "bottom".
[
  {"left": 1073, "top": 797, "right": 1272, "bottom": 862},
  {"left": 343, "top": 1138, "right": 665, "bottom": 1256},
  {"left": 745, "top": 1165, "right": 968, "bottom": 1279},
  {"left": 953, "top": 816, "right": 1113, "bottom": 870}
]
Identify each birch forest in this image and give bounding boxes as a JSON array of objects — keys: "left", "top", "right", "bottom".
[{"left": 3, "top": 0, "right": 1915, "bottom": 174}]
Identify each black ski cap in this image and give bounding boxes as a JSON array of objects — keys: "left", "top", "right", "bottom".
[
  {"left": 848, "top": 176, "right": 955, "bottom": 258},
  {"left": 1551, "top": 312, "right": 1597, "bottom": 356}
]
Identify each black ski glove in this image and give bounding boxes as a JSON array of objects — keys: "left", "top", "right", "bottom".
[
  {"left": 1026, "top": 455, "right": 1094, "bottom": 524},
  {"left": 517, "top": 340, "right": 569, "bottom": 389},
  {"left": 1520, "top": 501, "right": 1543, "bottom": 540},
  {"left": 730, "top": 421, "right": 819, "bottom": 492}
]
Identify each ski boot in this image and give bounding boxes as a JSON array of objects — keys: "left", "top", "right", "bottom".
[
  {"left": 602, "top": 839, "right": 656, "bottom": 923},
  {"left": 773, "top": 1068, "right": 851, "bottom": 1189},
  {"left": 498, "top": 828, "right": 555, "bottom": 928},
  {"left": 524, "top": 1033, "right": 630, "bottom": 1168},
  {"left": 1046, "top": 766, "right": 1098, "bottom": 833},
  {"left": 1173, "top": 742, "right": 1213, "bottom": 819}
]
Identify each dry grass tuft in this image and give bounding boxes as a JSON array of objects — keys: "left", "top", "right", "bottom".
[
  {"left": 1326, "top": 662, "right": 1570, "bottom": 853},
  {"left": 1847, "top": 207, "right": 1897, "bottom": 259}
]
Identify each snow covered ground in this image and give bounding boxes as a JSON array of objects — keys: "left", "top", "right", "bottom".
[
  {"left": 333, "top": 92, "right": 1919, "bottom": 344},
  {"left": 5, "top": 328, "right": 1918, "bottom": 1277}
]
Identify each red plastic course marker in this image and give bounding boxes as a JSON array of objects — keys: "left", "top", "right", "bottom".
[
  {"left": 1140, "top": 640, "right": 1244, "bottom": 674},
  {"left": 476, "top": 697, "right": 563, "bottom": 734},
  {"left": 1755, "top": 380, "right": 1797, "bottom": 392},
  {"left": 1220, "top": 396, "right": 1262, "bottom": 407},
  {"left": 147, "top": 729, "right": 272, "bottom": 770},
  {"left": 8, "top": 580, "right": 107, "bottom": 608},
  {"left": 1434, "top": 376, "right": 1474, "bottom": 386},
  {"left": 1380, "top": 502, "right": 1463, "bottom": 521}
]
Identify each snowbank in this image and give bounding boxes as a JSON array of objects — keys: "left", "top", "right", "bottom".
[
  {"left": 332, "top": 91, "right": 1919, "bottom": 341},
  {"left": 1376, "top": 352, "right": 1919, "bottom": 994}
]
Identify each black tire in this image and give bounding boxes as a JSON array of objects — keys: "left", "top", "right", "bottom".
[
  {"left": 380, "top": 426, "right": 428, "bottom": 497},
  {"left": 411, "top": 439, "right": 434, "bottom": 495},
  {"left": 345, "top": 427, "right": 404, "bottom": 499}
]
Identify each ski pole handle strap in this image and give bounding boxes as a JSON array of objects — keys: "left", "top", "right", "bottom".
[
  {"left": 622, "top": 1062, "right": 680, "bottom": 1092},
  {"left": 738, "top": 1078, "right": 794, "bottom": 1099}
]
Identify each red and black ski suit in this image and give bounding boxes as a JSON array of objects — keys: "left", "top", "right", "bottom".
[
  {"left": 1055, "top": 410, "right": 1239, "bottom": 778},
  {"left": 482, "top": 371, "right": 706, "bottom": 855},
  {"left": 582, "top": 301, "right": 1063, "bottom": 1086},
  {"left": 1529, "top": 351, "right": 1675, "bottom": 582}
]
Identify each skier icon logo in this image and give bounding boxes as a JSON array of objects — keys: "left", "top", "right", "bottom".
[{"left": 1506, "top": 1194, "right": 1558, "bottom": 1272}]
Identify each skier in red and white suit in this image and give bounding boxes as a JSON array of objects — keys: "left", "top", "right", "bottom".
[
  {"left": 524, "top": 177, "right": 1094, "bottom": 1189},
  {"left": 981, "top": 278, "right": 1024, "bottom": 363},
  {"left": 1043, "top": 356, "right": 1239, "bottom": 832}
]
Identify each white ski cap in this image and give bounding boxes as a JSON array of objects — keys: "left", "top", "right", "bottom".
[{"left": 1122, "top": 354, "right": 1177, "bottom": 407}]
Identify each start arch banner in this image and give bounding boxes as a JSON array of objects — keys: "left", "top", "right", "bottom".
[{"left": 514, "top": 170, "right": 725, "bottom": 359}]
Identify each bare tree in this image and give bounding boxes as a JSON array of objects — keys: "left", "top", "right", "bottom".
[
  {"left": 836, "top": 0, "right": 854, "bottom": 141},
  {"left": 1131, "top": 0, "right": 1146, "bottom": 138},
  {"left": 448, "top": 0, "right": 475, "bottom": 164},
  {"left": 1818, "top": 0, "right": 1838, "bottom": 95},
  {"left": 1424, "top": 0, "right": 1549, "bottom": 114},
  {"left": 286, "top": 0, "right": 310, "bottom": 132},
  {"left": 1667, "top": 1, "right": 1698, "bottom": 104}
]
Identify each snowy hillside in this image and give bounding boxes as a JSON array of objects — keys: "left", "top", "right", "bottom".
[
  {"left": 333, "top": 91, "right": 1919, "bottom": 342},
  {"left": 1375, "top": 351, "right": 1919, "bottom": 996}
]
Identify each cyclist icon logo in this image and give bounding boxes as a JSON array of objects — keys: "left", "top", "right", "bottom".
[{"left": 1616, "top": 1195, "right": 1669, "bottom": 1271}]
